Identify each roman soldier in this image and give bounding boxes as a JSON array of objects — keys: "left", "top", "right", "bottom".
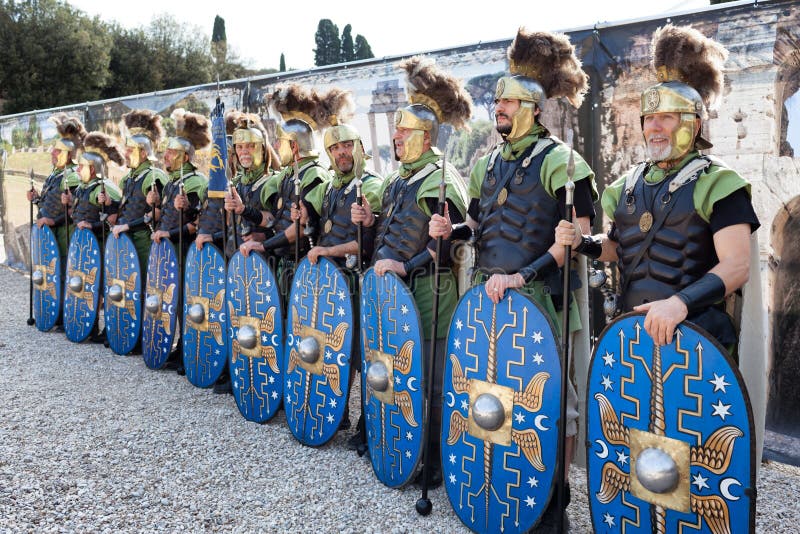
[
  {"left": 351, "top": 55, "right": 472, "bottom": 486},
  {"left": 107, "top": 109, "right": 168, "bottom": 274},
  {"left": 556, "top": 24, "right": 759, "bottom": 350},
  {"left": 428, "top": 29, "right": 597, "bottom": 529},
  {"left": 239, "top": 84, "right": 330, "bottom": 306},
  {"left": 223, "top": 110, "right": 281, "bottom": 244}
]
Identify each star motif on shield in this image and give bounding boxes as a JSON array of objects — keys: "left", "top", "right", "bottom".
[
  {"left": 266, "top": 280, "right": 271, "bottom": 288},
  {"left": 527, "top": 476, "right": 538, "bottom": 488},
  {"left": 271, "top": 391, "right": 278, "bottom": 399},
  {"left": 449, "top": 454, "right": 456, "bottom": 464},
  {"left": 338, "top": 290, "right": 346, "bottom": 301},
  {"left": 266, "top": 295, "right": 272, "bottom": 303},
  {"left": 329, "top": 398, "right": 337, "bottom": 408},
  {"left": 295, "top": 279, "right": 301, "bottom": 288},
  {"left": 400, "top": 304, "right": 408, "bottom": 315},
  {"left": 601, "top": 375, "right": 613, "bottom": 391},
  {"left": 514, "top": 411, "right": 526, "bottom": 424},
  {"left": 285, "top": 394, "right": 292, "bottom": 405},
  {"left": 524, "top": 495, "right": 536, "bottom": 508},
  {"left": 531, "top": 331, "right": 543, "bottom": 343},
  {"left": 455, "top": 318, "right": 463, "bottom": 330},
  {"left": 709, "top": 373, "right": 730, "bottom": 393},
  {"left": 602, "top": 350, "right": 616, "bottom": 367},
  {"left": 616, "top": 450, "right": 629, "bottom": 466},
  {"left": 268, "top": 376, "right": 275, "bottom": 384},
  {"left": 286, "top": 379, "right": 292, "bottom": 389},
  {"left": 261, "top": 334, "right": 268, "bottom": 343},
  {"left": 406, "top": 431, "right": 413, "bottom": 441},
  {"left": 402, "top": 323, "right": 410, "bottom": 333},
  {"left": 711, "top": 399, "right": 732, "bottom": 420},
  {"left": 453, "top": 338, "right": 461, "bottom": 350},
  {"left": 326, "top": 414, "right": 335, "bottom": 424},
  {"left": 405, "top": 450, "right": 411, "bottom": 459},
  {"left": 217, "top": 266, "right": 223, "bottom": 273},
  {"left": 603, "top": 513, "right": 615, "bottom": 527},
  {"left": 461, "top": 399, "right": 469, "bottom": 411},
  {"left": 532, "top": 352, "right": 544, "bottom": 365},
  {"left": 337, "top": 306, "right": 345, "bottom": 317},
  {"left": 692, "top": 472, "right": 709, "bottom": 491},
  {"left": 325, "top": 349, "right": 332, "bottom": 360}
]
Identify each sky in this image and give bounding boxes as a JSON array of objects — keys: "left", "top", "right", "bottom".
[{"left": 66, "top": 0, "right": 712, "bottom": 72}]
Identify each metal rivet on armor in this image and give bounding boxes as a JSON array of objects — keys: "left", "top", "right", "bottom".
[
  {"left": 604, "top": 294, "right": 619, "bottom": 317},
  {"left": 472, "top": 393, "right": 506, "bottom": 431},
  {"left": 144, "top": 294, "right": 161, "bottom": 314},
  {"left": 635, "top": 447, "right": 680, "bottom": 494},
  {"left": 589, "top": 269, "right": 608, "bottom": 288},
  {"left": 497, "top": 188, "right": 508, "bottom": 206},
  {"left": 298, "top": 336, "right": 320, "bottom": 364},
  {"left": 514, "top": 169, "right": 524, "bottom": 185},
  {"left": 188, "top": 303, "right": 205, "bottom": 324},
  {"left": 366, "top": 361, "right": 389, "bottom": 392},
  {"left": 487, "top": 175, "right": 496, "bottom": 186},
  {"left": 237, "top": 325, "right": 258, "bottom": 350},
  {"left": 32, "top": 269, "right": 44, "bottom": 286},
  {"left": 68, "top": 275, "right": 83, "bottom": 293},
  {"left": 324, "top": 220, "right": 333, "bottom": 234}
]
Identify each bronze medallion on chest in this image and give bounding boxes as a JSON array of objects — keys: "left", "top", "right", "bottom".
[
  {"left": 639, "top": 211, "right": 653, "bottom": 233},
  {"left": 324, "top": 219, "right": 333, "bottom": 233},
  {"left": 277, "top": 197, "right": 283, "bottom": 210},
  {"left": 497, "top": 188, "right": 508, "bottom": 206}
]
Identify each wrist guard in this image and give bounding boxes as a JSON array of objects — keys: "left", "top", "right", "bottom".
[
  {"left": 450, "top": 223, "right": 473, "bottom": 242},
  {"left": 518, "top": 252, "right": 558, "bottom": 284},
  {"left": 403, "top": 250, "right": 433, "bottom": 276},
  {"left": 574, "top": 235, "right": 603, "bottom": 260},
  {"left": 676, "top": 272, "right": 726, "bottom": 314}
]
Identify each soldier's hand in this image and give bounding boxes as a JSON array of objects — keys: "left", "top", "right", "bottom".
[
  {"left": 374, "top": 259, "right": 406, "bottom": 277},
  {"left": 97, "top": 191, "right": 112, "bottom": 206},
  {"left": 146, "top": 189, "right": 161, "bottom": 206},
  {"left": 76, "top": 221, "right": 91, "bottom": 230},
  {"left": 112, "top": 224, "right": 129, "bottom": 238},
  {"left": 174, "top": 193, "right": 189, "bottom": 211},
  {"left": 351, "top": 196, "right": 375, "bottom": 227},
  {"left": 555, "top": 219, "right": 583, "bottom": 249},
  {"left": 290, "top": 202, "right": 309, "bottom": 225},
  {"left": 307, "top": 246, "right": 328, "bottom": 265},
  {"left": 485, "top": 273, "right": 525, "bottom": 304},
  {"left": 634, "top": 296, "right": 689, "bottom": 346},
  {"left": 26, "top": 189, "right": 39, "bottom": 203},
  {"left": 195, "top": 233, "right": 212, "bottom": 250},
  {"left": 225, "top": 188, "right": 244, "bottom": 214},
  {"left": 429, "top": 204, "right": 453, "bottom": 239},
  {"left": 61, "top": 191, "right": 72, "bottom": 206},
  {"left": 239, "top": 240, "right": 263, "bottom": 257},
  {"left": 152, "top": 230, "right": 169, "bottom": 243},
  {"left": 36, "top": 217, "right": 55, "bottom": 228}
]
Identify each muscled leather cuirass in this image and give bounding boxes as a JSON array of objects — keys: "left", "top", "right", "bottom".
[
  {"left": 614, "top": 163, "right": 717, "bottom": 312},
  {"left": 476, "top": 142, "right": 558, "bottom": 274},
  {"left": 236, "top": 173, "right": 271, "bottom": 237},
  {"left": 198, "top": 197, "right": 225, "bottom": 236},
  {"left": 318, "top": 173, "right": 377, "bottom": 250},
  {"left": 158, "top": 176, "right": 201, "bottom": 233},
  {"left": 37, "top": 168, "right": 69, "bottom": 222},
  {"left": 118, "top": 168, "right": 152, "bottom": 229},
  {"left": 373, "top": 166, "right": 438, "bottom": 264},
  {"left": 272, "top": 164, "right": 324, "bottom": 259},
  {"left": 72, "top": 182, "right": 104, "bottom": 224}
]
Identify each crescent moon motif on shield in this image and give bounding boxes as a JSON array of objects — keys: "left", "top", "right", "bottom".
[
  {"left": 271, "top": 334, "right": 279, "bottom": 346},
  {"left": 287, "top": 334, "right": 294, "bottom": 347},
  {"left": 219, "top": 312, "right": 226, "bottom": 322},
  {"left": 446, "top": 391, "right": 455, "bottom": 407},
  {"left": 337, "top": 353, "right": 347, "bottom": 366},
  {"left": 594, "top": 439, "right": 609, "bottom": 459},
  {"left": 132, "top": 291, "right": 139, "bottom": 300},
  {"left": 407, "top": 376, "right": 418, "bottom": 392},
  {"left": 720, "top": 478, "right": 741, "bottom": 501},
  {"left": 167, "top": 305, "right": 174, "bottom": 315},
  {"left": 535, "top": 415, "right": 550, "bottom": 431}
]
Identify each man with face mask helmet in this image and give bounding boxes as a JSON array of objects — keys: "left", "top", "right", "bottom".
[
  {"left": 239, "top": 84, "right": 329, "bottom": 307},
  {"left": 350, "top": 55, "right": 471, "bottom": 487},
  {"left": 62, "top": 132, "right": 124, "bottom": 343},
  {"left": 556, "top": 24, "right": 760, "bottom": 351},
  {"left": 105, "top": 110, "right": 169, "bottom": 276},
  {"left": 223, "top": 110, "right": 281, "bottom": 244},
  {"left": 27, "top": 113, "right": 86, "bottom": 330}
]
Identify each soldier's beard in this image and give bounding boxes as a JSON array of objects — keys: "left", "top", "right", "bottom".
[
  {"left": 337, "top": 157, "right": 353, "bottom": 174},
  {"left": 495, "top": 116, "right": 512, "bottom": 137},
  {"left": 646, "top": 138, "right": 673, "bottom": 162}
]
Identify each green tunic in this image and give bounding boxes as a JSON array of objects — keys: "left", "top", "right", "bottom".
[
  {"left": 382, "top": 149, "right": 468, "bottom": 339},
  {"left": 260, "top": 157, "right": 329, "bottom": 215},
  {"left": 55, "top": 165, "right": 81, "bottom": 257},
  {"left": 468, "top": 127, "right": 598, "bottom": 335},
  {"left": 119, "top": 162, "right": 169, "bottom": 273},
  {"left": 601, "top": 150, "right": 752, "bottom": 223}
]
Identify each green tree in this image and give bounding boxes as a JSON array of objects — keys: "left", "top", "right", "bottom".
[
  {"left": 103, "top": 26, "right": 160, "bottom": 98},
  {"left": 26, "top": 116, "right": 41, "bottom": 147},
  {"left": 211, "top": 15, "right": 227, "bottom": 72},
  {"left": 341, "top": 24, "right": 355, "bottom": 63},
  {"left": 280, "top": 53, "right": 286, "bottom": 72},
  {"left": 0, "top": 0, "right": 112, "bottom": 114},
  {"left": 447, "top": 119, "right": 493, "bottom": 176},
  {"left": 11, "top": 126, "right": 26, "bottom": 150},
  {"left": 466, "top": 72, "right": 505, "bottom": 118},
  {"left": 314, "top": 19, "right": 341, "bottom": 66},
  {"left": 354, "top": 34, "right": 374, "bottom": 61},
  {"left": 149, "top": 14, "right": 213, "bottom": 89}
]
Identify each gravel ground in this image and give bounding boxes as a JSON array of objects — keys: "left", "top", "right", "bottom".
[{"left": 0, "top": 265, "right": 798, "bottom": 533}]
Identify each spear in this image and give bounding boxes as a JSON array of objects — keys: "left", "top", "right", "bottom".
[
  {"left": 27, "top": 169, "right": 36, "bottom": 326},
  {"left": 555, "top": 133, "right": 576, "bottom": 533},
  {"left": 416, "top": 151, "right": 447, "bottom": 516},
  {"left": 292, "top": 154, "right": 302, "bottom": 266}
]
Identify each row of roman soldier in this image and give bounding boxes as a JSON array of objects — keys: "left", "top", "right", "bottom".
[{"left": 27, "top": 25, "right": 759, "bottom": 534}]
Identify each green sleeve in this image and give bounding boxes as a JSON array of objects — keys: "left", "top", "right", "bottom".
[
  {"left": 541, "top": 143, "right": 598, "bottom": 201},
  {"left": 262, "top": 169, "right": 289, "bottom": 208},
  {"left": 361, "top": 172, "right": 385, "bottom": 213},
  {"left": 61, "top": 169, "right": 80, "bottom": 190},
  {"left": 183, "top": 174, "right": 208, "bottom": 202},
  {"left": 416, "top": 166, "right": 468, "bottom": 218},
  {"left": 89, "top": 180, "right": 122, "bottom": 205},
  {"left": 141, "top": 168, "right": 168, "bottom": 194},
  {"left": 693, "top": 165, "right": 751, "bottom": 223},
  {"left": 301, "top": 167, "right": 331, "bottom": 214},
  {"left": 468, "top": 154, "right": 491, "bottom": 200},
  {"left": 601, "top": 175, "right": 628, "bottom": 222}
]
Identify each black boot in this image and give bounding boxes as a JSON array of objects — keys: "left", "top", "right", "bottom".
[
  {"left": 213, "top": 373, "right": 232, "bottom": 394},
  {"left": 531, "top": 484, "right": 570, "bottom": 533},
  {"left": 89, "top": 325, "right": 106, "bottom": 344}
]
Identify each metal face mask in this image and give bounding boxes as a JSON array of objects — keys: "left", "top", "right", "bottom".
[
  {"left": 53, "top": 138, "right": 75, "bottom": 167},
  {"left": 233, "top": 128, "right": 265, "bottom": 169}
]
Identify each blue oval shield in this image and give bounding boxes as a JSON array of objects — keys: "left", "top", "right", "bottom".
[
  {"left": 103, "top": 233, "right": 142, "bottom": 355},
  {"left": 31, "top": 224, "right": 61, "bottom": 332},
  {"left": 141, "top": 239, "right": 180, "bottom": 369},
  {"left": 64, "top": 228, "right": 101, "bottom": 343}
]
